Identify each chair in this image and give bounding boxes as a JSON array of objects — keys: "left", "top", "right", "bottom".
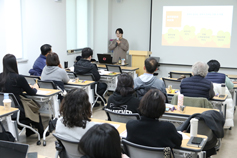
[
  {"left": 162, "top": 77, "right": 181, "bottom": 89},
  {"left": 0, "top": 93, "right": 41, "bottom": 145},
  {"left": 76, "top": 74, "right": 107, "bottom": 109},
  {"left": 169, "top": 72, "right": 192, "bottom": 78},
  {"left": 53, "top": 133, "right": 82, "bottom": 158},
  {"left": 104, "top": 109, "right": 140, "bottom": 123},
  {"left": 22, "top": 75, "right": 41, "bottom": 85},
  {"left": 122, "top": 138, "right": 170, "bottom": 158},
  {"left": 37, "top": 80, "right": 57, "bottom": 89},
  {"left": 106, "top": 65, "right": 122, "bottom": 73},
  {"left": 67, "top": 72, "right": 77, "bottom": 79}
]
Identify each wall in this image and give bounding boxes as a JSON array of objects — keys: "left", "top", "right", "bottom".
[
  {"left": 0, "top": 0, "right": 6, "bottom": 72},
  {"left": 0, "top": 0, "right": 78, "bottom": 75}
]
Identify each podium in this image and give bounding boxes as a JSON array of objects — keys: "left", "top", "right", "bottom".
[{"left": 129, "top": 50, "right": 152, "bottom": 76}]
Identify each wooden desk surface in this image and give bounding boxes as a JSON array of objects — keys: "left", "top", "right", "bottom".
[
  {"left": 234, "top": 84, "right": 237, "bottom": 89},
  {"left": 227, "top": 74, "right": 237, "bottom": 79},
  {"left": 38, "top": 155, "right": 51, "bottom": 158},
  {"left": 91, "top": 118, "right": 206, "bottom": 151},
  {"left": 35, "top": 88, "right": 61, "bottom": 97},
  {"left": 166, "top": 105, "right": 218, "bottom": 116},
  {"left": 66, "top": 80, "right": 95, "bottom": 86},
  {"left": 0, "top": 106, "right": 19, "bottom": 117},
  {"left": 97, "top": 64, "right": 139, "bottom": 71},
  {"left": 91, "top": 118, "right": 126, "bottom": 134},
  {"left": 100, "top": 72, "right": 120, "bottom": 76}
]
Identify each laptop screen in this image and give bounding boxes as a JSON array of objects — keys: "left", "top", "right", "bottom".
[{"left": 0, "top": 140, "right": 29, "bottom": 158}]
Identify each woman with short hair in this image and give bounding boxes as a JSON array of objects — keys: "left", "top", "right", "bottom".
[
  {"left": 55, "top": 88, "right": 96, "bottom": 141},
  {"left": 180, "top": 62, "right": 215, "bottom": 99},
  {"left": 106, "top": 73, "right": 139, "bottom": 114},
  {"left": 41, "top": 52, "right": 69, "bottom": 83},
  {"left": 78, "top": 123, "right": 128, "bottom": 158},
  {"left": 126, "top": 89, "right": 182, "bottom": 148}
]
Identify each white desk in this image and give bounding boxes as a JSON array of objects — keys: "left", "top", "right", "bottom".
[
  {"left": 0, "top": 106, "right": 19, "bottom": 140},
  {"left": 99, "top": 71, "right": 120, "bottom": 91}
]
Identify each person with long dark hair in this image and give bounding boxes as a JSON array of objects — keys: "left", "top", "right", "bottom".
[
  {"left": 106, "top": 73, "right": 139, "bottom": 114},
  {"left": 55, "top": 88, "right": 96, "bottom": 141},
  {"left": 78, "top": 123, "right": 129, "bottom": 158},
  {"left": 126, "top": 89, "right": 182, "bottom": 148},
  {"left": 0, "top": 54, "right": 45, "bottom": 137}
]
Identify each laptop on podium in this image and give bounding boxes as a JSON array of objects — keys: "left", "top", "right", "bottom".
[{"left": 97, "top": 54, "right": 117, "bottom": 64}]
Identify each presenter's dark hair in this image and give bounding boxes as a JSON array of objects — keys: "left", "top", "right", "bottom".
[
  {"left": 115, "top": 73, "right": 134, "bottom": 97},
  {"left": 145, "top": 57, "right": 158, "bottom": 73},
  {"left": 0, "top": 54, "right": 19, "bottom": 91},
  {"left": 46, "top": 52, "right": 60, "bottom": 66},
  {"left": 207, "top": 60, "right": 220, "bottom": 72},
  {"left": 60, "top": 88, "right": 92, "bottom": 128},
  {"left": 138, "top": 89, "right": 166, "bottom": 119},
  {"left": 82, "top": 47, "right": 93, "bottom": 59},
  {"left": 116, "top": 28, "right": 123, "bottom": 34},
  {"left": 78, "top": 123, "right": 121, "bottom": 158},
  {"left": 40, "top": 44, "right": 52, "bottom": 56}
]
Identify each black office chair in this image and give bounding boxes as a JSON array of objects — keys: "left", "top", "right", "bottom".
[
  {"left": 22, "top": 75, "right": 41, "bottom": 85},
  {"left": 169, "top": 72, "right": 192, "bottom": 78},
  {"left": 106, "top": 65, "right": 122, "bottom": 73},
  {"left": 0, "top": 93, "right": 41, "bottom": 145},
  {"left": 162, "top": 77, "right": 181, "bottom": 89},
  {"left": 76, "top": 74, "right": 107, "bottom": 109},
  {"left": 104, "top": 109, "right": 140, "bottom": 123}
]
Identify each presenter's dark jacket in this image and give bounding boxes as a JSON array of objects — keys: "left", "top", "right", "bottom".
[
  {"left": 74, "top": 59, "right": 100, "bottom": 81},
  {"left": 180, "top": 75, "right": 215, "bottom": 100},
  {"left": 126, "top": 116, "right": 182, "bottom": 148}
]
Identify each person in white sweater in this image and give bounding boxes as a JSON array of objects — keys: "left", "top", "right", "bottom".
[{"left": 55, "top": 88, "right": 96, "bottom": 142}]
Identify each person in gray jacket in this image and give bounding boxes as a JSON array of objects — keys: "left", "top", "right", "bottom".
[
  {"left": 134, "top": 57, "right": 167, "bottom": 101},
  {"left": 41, "top": 52, "right": 70, "bottom": 84}
]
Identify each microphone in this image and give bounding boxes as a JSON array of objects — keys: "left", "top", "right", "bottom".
[{"left": 116, "top": 37, "right": 119, "bottom": 46}]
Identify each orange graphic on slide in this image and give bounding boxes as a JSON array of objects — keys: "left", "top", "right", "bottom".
[{"left": 166, "top": 11, "right": 182, "bottom": 27}]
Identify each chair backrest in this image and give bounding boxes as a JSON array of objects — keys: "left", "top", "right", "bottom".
[
  {"left": 170, "top": 72, "right": 192, "bottom": 78},
  {"left": 53, "top": 134, "right": 82, "bottom": 158},
  {"left": 162, "top": 77, "right": 181, "bottom": 89},
  {"left": 0, "top": 92, "right": 19, "bottom": 108},
  {"left": 22, "top": 75, "right": 41, "bottom": 85},
  {"left": 76, "top": 73, "right": 95, "bottom": 81},
  {"left": 106, "top": 65, "right": 122, "bottom": 73},
  {"left": 37, "top": 80, "right": 57, "bottom": 89},
  {"left": 67, "top": 72, "right": 77, "bottom": 79},
  {"left": 122, "top": 139, "right": 166, "bottom": 158},
  {"left": 105, "top": 109, "right": 140, "bottom": 123}
]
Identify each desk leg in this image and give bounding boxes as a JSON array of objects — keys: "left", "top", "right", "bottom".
[
  {"left": 132, "top": 71, "right": 137, "bottom": 79},
  {"left": 87, "top": 85, "right": 94, "bottom": 105},
  {"left": 6, "top": 115, "right": 17, "bottom": 140},
  {"left": 234, "top": 89, "right": 237, "bottom": 107}
]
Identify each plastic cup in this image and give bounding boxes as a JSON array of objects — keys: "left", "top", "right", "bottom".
[
  {"left": 3, "top": 99, "right": 11, "bottom": 110},
  {"left": 168, "top": 85, "right": 172, "bottom": 93}
]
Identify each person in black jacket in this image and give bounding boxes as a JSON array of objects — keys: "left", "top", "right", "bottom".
[
  {"left": 74, "top": 48, "right": 107, "bottom": 105},
  {"left": 0, "top": 54, "right": 45, "bottom": 138},
  {"left": 106, "top": 73, "right": 139, "bottom": 114},
  {"left": 126, "top": 89, "right": 182, "bottom": 148}
]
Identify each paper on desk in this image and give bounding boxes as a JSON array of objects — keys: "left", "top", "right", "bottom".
[
  {"left": 37, "top": 90, "right": 49, "bottom": 95},
  {"left": 69, "top": 66, "right": 74, "bottom": 72},
  {"left": 94, "top": 122, "right": 120, "bottom": 129},
  {"left": 166, "top": 103, "right": 174, "bottom": 108},
  {"left": 120, "top": 130, "right": 127, "bottom": 138},
  {"left": 178, "top": 131, "right": 190, "bottom": 139},
  {"left": 99, "top": 71, "right": 112, "bottom": 75}
]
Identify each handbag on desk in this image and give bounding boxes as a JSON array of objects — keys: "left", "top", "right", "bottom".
[
  {"left": 0, "top": 121, "right": 15, "bottom": 142},
  {"left": 20, "top": 95, "right": 40, "bottom": 123}
]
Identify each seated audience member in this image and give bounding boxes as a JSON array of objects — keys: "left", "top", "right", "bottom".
[
  {"left": 106, "top": 73, "right": 139, "bottom": 114},
  {"left": 41, "top": 52, "right": 70, "bottom": 89},
  {"left": 29, "top": 44, "right": 52, "bottom": 76},
  {"left": 126, "top": 89, "right": 182, "bottom": 148},
  {"left": 180, "top": 62, "right": 215, "bottom": 100},
  {"left": 78, "top": 123, "right": 129, "bottom": 158},
  {"left": 74, "top": 47, "right": 107, "bottom": 105},
  {"left": 55, "top": 88, "right": 96, "bottom": 141},
  {"left": 0, "top": 54, "right": 45, "bottom": 137},
  {"left": 206, "top": 59, "right": 234, "bottom": 90},
  {"left": 134, "top": 57, "right": 167, "bottom": 100}
]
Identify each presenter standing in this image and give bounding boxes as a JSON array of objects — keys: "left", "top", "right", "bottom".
[{"left": 109, "top": 28, "right": 129, "bottom": 63}]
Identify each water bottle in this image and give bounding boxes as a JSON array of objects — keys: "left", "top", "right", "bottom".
[
  {"left": 3, "top": 93, "right": 11, "bottom": 110},
  {"left": 220, "top": 83, "right": 226, "bottom": 96}
]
